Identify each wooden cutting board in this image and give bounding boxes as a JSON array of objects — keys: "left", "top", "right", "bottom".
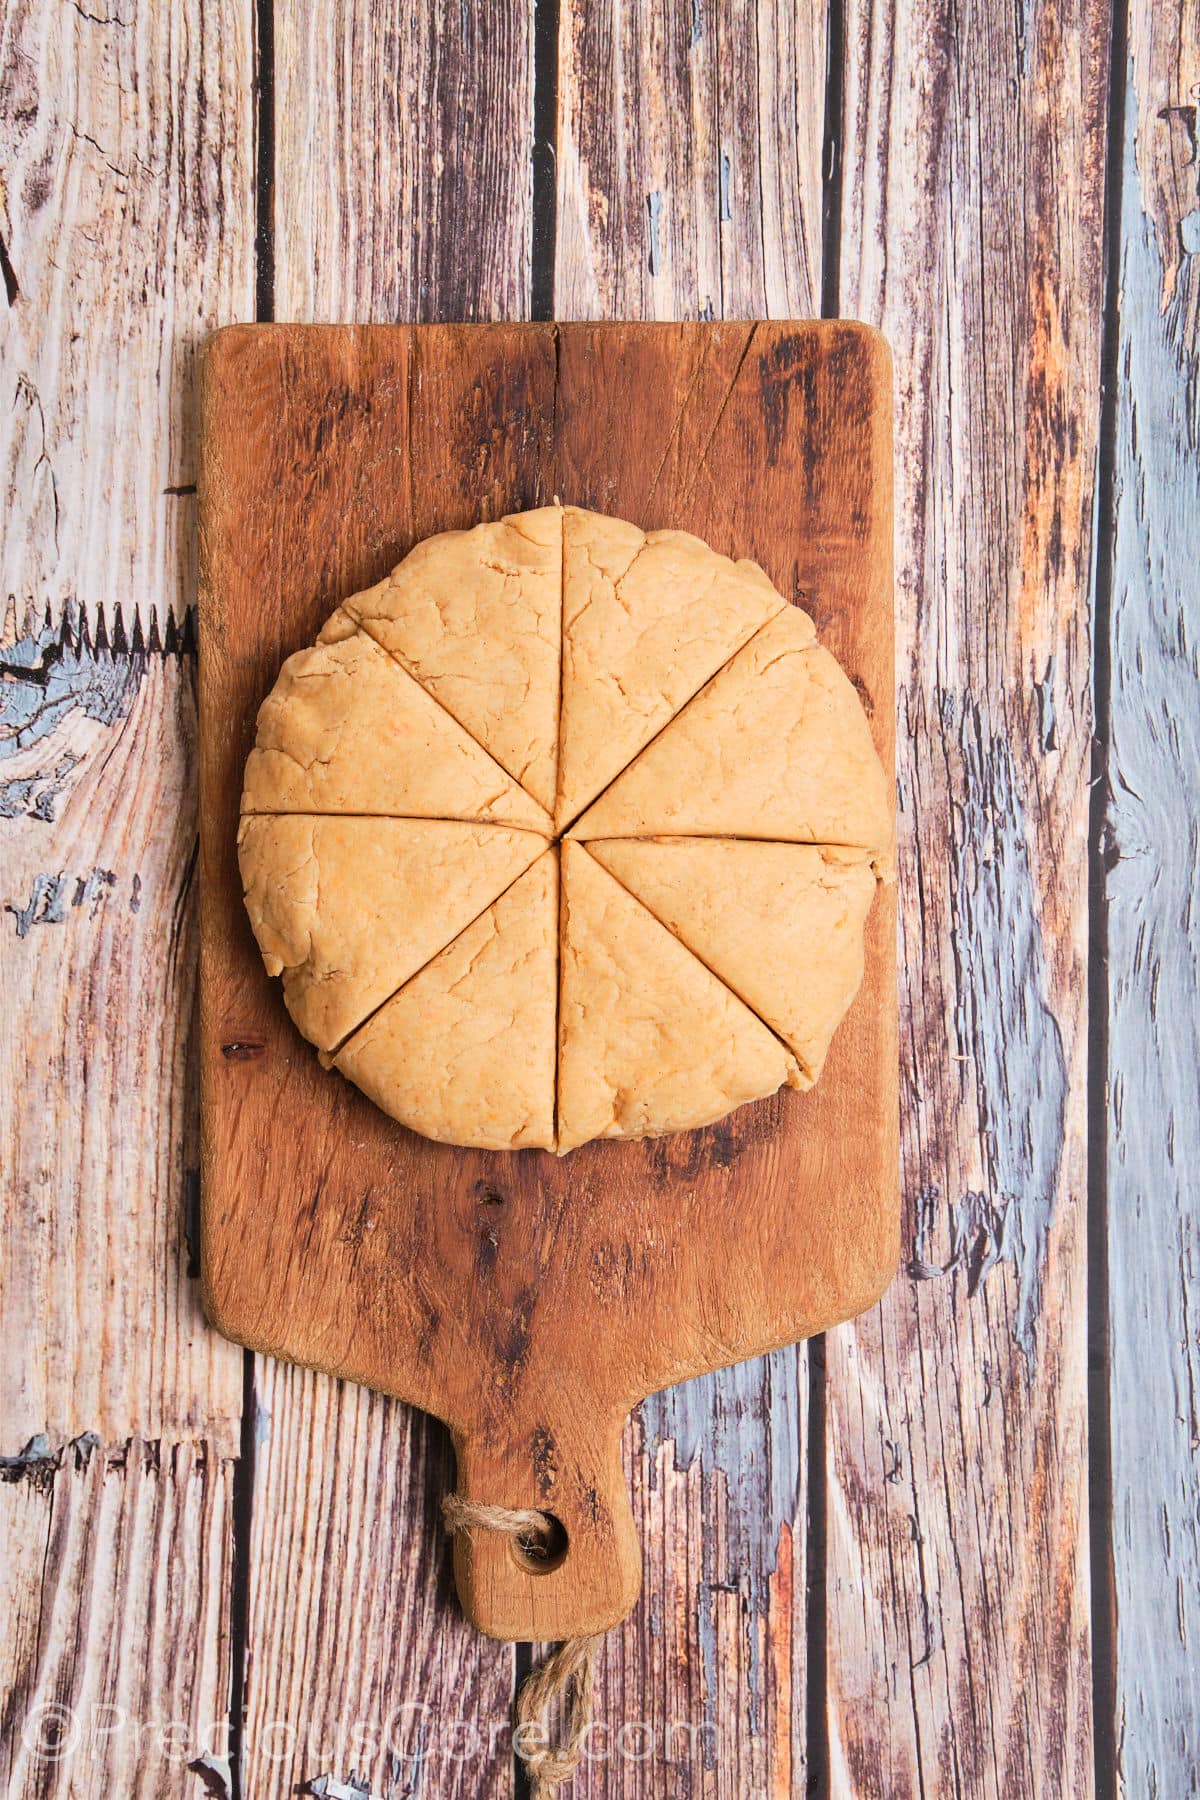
[{"left": 198, "top": 321, "right": 898, "bottom": 1643}]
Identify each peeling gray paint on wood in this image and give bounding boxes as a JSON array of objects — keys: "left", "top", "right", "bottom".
[
  {"left": 0, "top": 604, "right": 195, "bottom": 821},
  {"left": 646, "top": 190, "right": 664, "bottom": 276},
  {"left": 947, "top": 693, "right": 1068, "bottom": 1353},
  {"left": 4, "top": 868, "right": 132, "bottom": 938},
  {"left": 904, "top": 690, "right": 1071, "bottom": 1357},
  {"left": 1106, "top": 29, "right": 1200, "bottom": 1794},
  {"left": 640, "top": 1347, "right": 803, "bottom": 1731},
  {"left": 0, "top": 606, "right": 143, "bottom": 736}
]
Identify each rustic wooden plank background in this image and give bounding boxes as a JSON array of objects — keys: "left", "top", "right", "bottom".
[
  {"left": 1, "top": 0, "right": 1197, "bottom": 1797},
  {"left": 829, "top": 0, "right": 1108, "bottom": 1792},
  {"left": 1105, "top": 0, "right": 1200, "bottom": 1793},
  {"left": 1, "top": 2, "right": 250, "bottom": 1793}
]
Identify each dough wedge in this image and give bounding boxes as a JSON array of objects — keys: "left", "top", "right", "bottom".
[
  {"left": 588, "top": 837, "right": 877, "bottom": 1086},
  {"left": 556, "top": 840, "right": 799, "bottom": 1154},
  {"left": 569, "top": 606, "right": 890, "bottom": 859},
  {"left": 333, "top": 851, "right": 559, "bottom": 1151},
  {"left": 238, "top": 816, "right": 548, "bottom": 1052},
  {"left": 343, "top": 509, "right": 562, "bottom": 813},
  {"left": 555, "top": 507, "right": 787, "bottom": 830},
  {"left": 241, "top": 613, "right": 551, "bottom": 831}
]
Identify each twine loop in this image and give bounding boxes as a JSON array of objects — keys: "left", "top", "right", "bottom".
[{"left": 443, "top": 1495, "right": 600, "bottom": 1799}]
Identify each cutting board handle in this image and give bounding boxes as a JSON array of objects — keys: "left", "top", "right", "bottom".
[{"left": 449, "top": 1411, "right": 642, "bottom": 1641}]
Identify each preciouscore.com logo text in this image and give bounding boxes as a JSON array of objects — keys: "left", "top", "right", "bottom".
[{"left": 18, "top": 1701, "right": 718, "bottom": 1775}]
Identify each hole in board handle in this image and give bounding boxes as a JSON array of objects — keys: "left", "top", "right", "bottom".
[{"left": 510, "top": 1511, "right": 569, "bottom": 1576}]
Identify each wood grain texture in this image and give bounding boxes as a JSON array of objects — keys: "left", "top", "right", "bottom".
[
  {"left": 557, "top": 0, "right": 824, "bottom": 320},
  {"left": 1106, "top": 1, "right": 1200, "bottom": 1789},
  {"left": 1, "top": 641, "right": 241, "bottom": 1450},
  {"left": 0, "top": 0, "right": 255, "bottom": 631},
  {"left": 199, "top": 318, "right": 898, "bottom": 1644},
  {"left": 0, "top": 1438, "right": 234, "bottom": 1800},
  {"left": 828, "top": 0, "right": 1110, "bottom": 1791},
  {"left": 0, "top": 2, "right": 253, "bottom": 1788},
  {"left": 574, "top": 1377, "right": 809, "bottom": 1797},
  {"left": 3, "top": 1, "right": 1166, "bottom": 1793},
  {"left": 0, "top": 0, "right": 251, "bottom": 1445},
  {"left": 241, "top": 1366, "right": 517, "bottom": 1799},
  {"left": 274, "top": 0, "right": 533, "bottom": 322},
  {"left": 0, "top": 0, "right": 250, "bottom": 1442},
  {"left": 240, "top": 24, "right": 540, "bottom": 1789},
  {"left": 0, "top": 0, "right": 251, "bottom": 1447}
]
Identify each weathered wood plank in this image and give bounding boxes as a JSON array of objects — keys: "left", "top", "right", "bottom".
[
  {"left": 242, "top": 1367, "right": 517, "bottom": 1798},
  {"left": 828, "top": 0, "right": 1110, "bottom": 1791},
  {"left": 0, "top": 1438, "right": 234, "bottom": 1800},
  {"left": 554, "top": 5, "right": 825, "bottom": 1790},
  {"left": 274, "top": 0, "right": 533, "bottom": 321},
  {"left": 0, "top": 0, "right": 251, "bottom": 1447},
  {"left": 1106, "top": 1, "right": 1200, "bottom": 1788},
  {"left": 1, "top": 644, "right": 241, "bottom": 1451},
  {"left": 586, "top": 1374, "right": 808, "bottom": 1797},
  {"left": 557, "top": 0, "right": 824, "bottom": 320},
  {"left": 0, "top": 0, "right": 253, "bottom": 1786},
  {"left": 0, "top": 0, "right": 255, "bottom": 632},
  {"left": 239, "top": 7, "right": 539, "bottom": 1791}
]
